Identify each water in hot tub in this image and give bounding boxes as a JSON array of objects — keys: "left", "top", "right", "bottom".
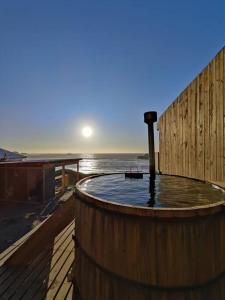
[{"left": 80, "top": 174, "right": 225, "bottom": 208}]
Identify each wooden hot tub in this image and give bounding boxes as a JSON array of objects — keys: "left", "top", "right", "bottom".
[{"left": 74, "top": 175, "right": 225, "bottom": 300}]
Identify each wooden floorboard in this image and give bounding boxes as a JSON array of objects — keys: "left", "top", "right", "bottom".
[
  {"left": 43, "top": 250, "right": 74, "bottom": 300},
  {"left": 64, "top": 283, "right": 74, "bottom": 300},
  {"left": 0, "top": 221, "right": 74, "bottom": 298},
  {"left": 0, "top": 221, "right": 75, "bottom": 300},
  {"left": 54, "top": 278, "right": 73, "bottom": 300}
]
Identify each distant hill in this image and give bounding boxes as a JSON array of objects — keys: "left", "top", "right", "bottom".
[
  {"left": 137, "top": 153, "right": 149, "bottom": 159},
  {"left": 0, "top": 148, "right": 26, "bottom": 161}
]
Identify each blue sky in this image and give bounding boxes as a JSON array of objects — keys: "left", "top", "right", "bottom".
[{"left": 0, "top": 0, "right": 225, "bottom": 153}]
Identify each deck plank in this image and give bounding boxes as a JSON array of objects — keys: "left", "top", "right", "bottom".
[
  {"left": 65, "top": 283, "right": 74, "bottom": 300},
  {"left": 54, "top": 278, "right": 73, "bottom": 300},
  {"left": 45, "top": 249, "right": 74, "bottom": 300},
  {"left": 23, "top": 241, "right": 74, "bottom": 300},
  {"left": 0, "top": 221, "right": 75, "bottom": 300}
]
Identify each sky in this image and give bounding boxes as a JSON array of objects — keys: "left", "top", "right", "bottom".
[{"left": 0, "top": 0, "right": 225, "bottom": 153}]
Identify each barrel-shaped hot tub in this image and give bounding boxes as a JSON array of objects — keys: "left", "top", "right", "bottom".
[{"left": 74, "top": 174, "right": 225, "bottom": 300}]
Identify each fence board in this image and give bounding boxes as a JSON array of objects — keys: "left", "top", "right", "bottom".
[{"left": 158, "top": 47, "right": 225, "bottom": 183}]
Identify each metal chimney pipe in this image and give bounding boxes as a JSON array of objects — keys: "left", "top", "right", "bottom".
[{"left": 144, "top": 111, "right": 157, "bottom": 178}]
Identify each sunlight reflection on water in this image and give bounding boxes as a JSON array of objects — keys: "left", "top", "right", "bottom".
[{"left": 26, "top": 153, "right": 155, "bottom": 174}]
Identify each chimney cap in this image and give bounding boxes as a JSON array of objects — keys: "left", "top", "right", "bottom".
[{"left": 144, "top": 111, "right": 157, "bottom": 124}]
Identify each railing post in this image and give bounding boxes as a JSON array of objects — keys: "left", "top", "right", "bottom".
[
  {"left": 76, "top": 161, "right": 80, "bottom": 182},
  {"left": 62, "top": 165, "right": 65, "bottom": 193}
]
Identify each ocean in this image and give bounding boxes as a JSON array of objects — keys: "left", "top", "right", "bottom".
[{"left": 26, "top": 153, "right": 158, "bottom": 174}]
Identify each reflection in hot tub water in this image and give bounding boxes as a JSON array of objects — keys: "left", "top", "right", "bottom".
[{"left": 80, "top": 174, "right": 225, "bottom": 208}]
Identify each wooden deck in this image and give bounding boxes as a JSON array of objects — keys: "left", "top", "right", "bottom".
[{"left": 0, "top": 221, "right": 75, "bottom": 300}]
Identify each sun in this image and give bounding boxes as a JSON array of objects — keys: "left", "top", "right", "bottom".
[{"left": 81, "top": 126, "right": 93, "bottom": 138}]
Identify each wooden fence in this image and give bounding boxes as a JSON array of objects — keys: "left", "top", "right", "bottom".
[{"left": 157, "top": 47, "right": 225, "bottom": 185}]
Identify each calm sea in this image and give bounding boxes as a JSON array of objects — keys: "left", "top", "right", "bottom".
[{"left": 26, "top": 153, "right": 158, "bottom": 174}]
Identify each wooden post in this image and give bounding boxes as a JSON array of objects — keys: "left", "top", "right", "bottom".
[
  {"left": 158, "top": 151, "right": 160, "bottom": 174},
  {"left": 76, "top": 161, "right": 80, "bottom": 182},
  {"left": 42, "top": 167, "right": 46, "bottom": 202},
  {"left": 4, "top": 165, "right": 7, "bottom": 199},
  {"left": 62, "top": 165, "right": 65, "bottom": 193},
  {"left": 144, "top": 111, "right": 157, "bottom": 178}
]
